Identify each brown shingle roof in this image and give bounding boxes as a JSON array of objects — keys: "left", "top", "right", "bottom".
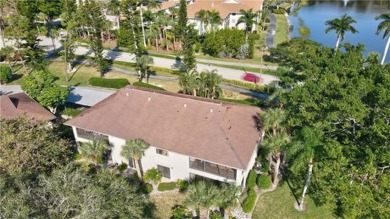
[
  {"left": 0, "top": 92, "right": 56, "bottom": 122},
  {"left": 187, "top": 0, "right": 263, "bottom": 19},
  {"left": 65, "top": 86, "right": 262, "bottom": 169}
]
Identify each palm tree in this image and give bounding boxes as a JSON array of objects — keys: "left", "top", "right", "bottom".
[
  {"left": 120, "top": 138, "right": 150, "bottom": 179},
  {"left": 208, "top": 10, "right": 221, "bottom": 32},
  {"left": 185, "top": 181, "right": 220, "bottom": 219},
  {"left": 203, "top": 69, "right": 222, "bottom": 99},
  {"left": 78, "top": 140, "right": 109, "bottom": 165},
  {"left": 136, "top": 55, "right": 154, "bottom": 82},
  {"left": 286, "top": 127, "right": 322, "bottom": 210},
  {"left": 375, "top": 13, "right": 390, "bottom": 65},
  {"left": 261, "top": 130, "right": 290, "bottom": 185},
  {"left": 260, "top": 108, "right": 287, "bottom": 137},
  {"left": 236, "top": 9, "right": 258, "bottom": 42},
  {"left": 219, "top": 183, "right": 241, "bottom": 219},
  {"left": 325, "top": 14, "right": 358, "bottom": 50},
  {"left": 179, "top": 71, "right": 199, "bottom": 96},
  {"left": 196, "top": 9, "right": 208, "bottom": 35}
]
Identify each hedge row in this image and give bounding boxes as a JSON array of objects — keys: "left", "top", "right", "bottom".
[
  {"left": 222, "top": 78, "right": 274, "bottom": 94},
  {"left": 246, "top": 170, "right": 257, "bottom": 189},
  {"left": 257, "top": 175, "right": 272, "bottom": 189},
  {"left": 157, "top": 182, "right": 177, "bottom": 191},
  {"left": 89, "top": 77, "right": 129, "bottom": 89},
  {"left": 242, "top": 189, "right": 257, "bottom": 213},
  {"left": 150, "top": 66, "right": 180, "bottom": 75},
  {"left": 133, "top": 82, "right": 165, "bottom": 91}
]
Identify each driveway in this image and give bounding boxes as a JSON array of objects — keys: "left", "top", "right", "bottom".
[{"left": 266, "top": 13, "right": 277, "bottom": 48}]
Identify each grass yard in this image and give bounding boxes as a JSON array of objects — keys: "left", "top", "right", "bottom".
[
  {"left": 252, "top": 184, "right": 335, "bottom": 219},
  {"left": 274, "top": 14, "right": 289, "bottom": 45},
  {"left": 48, "top": 61, "right": 101, "bottom": 86},
  {"left": 150, "top": 192, "right": 186, "bottom": 219}
]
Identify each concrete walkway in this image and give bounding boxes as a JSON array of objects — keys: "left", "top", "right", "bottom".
[{"left": 266, "top": 13, "right": 277, "bottom": 48}]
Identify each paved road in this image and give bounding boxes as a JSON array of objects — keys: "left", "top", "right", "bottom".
[
  {"left": 266, "top": 13, "right": 277, "bottom": 48},
  {"left": 38, "top": 37, "right": 279, "bottom": 85}
]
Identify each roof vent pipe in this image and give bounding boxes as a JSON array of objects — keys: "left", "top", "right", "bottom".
[
  {"left": 184, "top": 104, "right": 187, "bottom": 108},
  {"left": 126, "top": 93, "right": 129, "bottom": 96},
  {"left": 148, "top": 97, "right": 151, "bottom": 101},
  {"left": 210, "top": 109, "right": 213, "bottom": 112}
]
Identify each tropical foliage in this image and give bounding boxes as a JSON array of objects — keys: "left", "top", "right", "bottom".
[
  {"left": 375, "top": 13, "right": 390, "bottom": 65},
  {"left": 121, "top": 138, "right": 150, "bottom": 179},
  {"left": 325, "top": 14, "right": 358, "bottom": 50},
  {"left": 179, "top": 69, "right": 222, "bottom": 99}
]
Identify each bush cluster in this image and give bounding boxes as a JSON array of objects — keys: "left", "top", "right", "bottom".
[
  {"left": 273, "top": 8, "right": 286, "bottom": 14},
  {"left": 242, "top": 189, "right": 257, "bottom": 213},
  {"left": 246, "top": 170, "right": 257, "bottom": 189},
  {"left": 0, "top": 66, "right": 12, "bottom": 84},
  {"left": 62, "top": 107, "right": 83, "bottom": 117},
  {"left": 177, "top": 179, "right": 189, "bottom": 192},
  {"left": 257, "top": 175, "right": 272, "bottom": 189},
  {"left": 140, "top": 183, "right": 153, "bottom": 194},
  {"left": 202, "top": 29, "right": 245, "bottom": 58},
  {"left": 89, "top": 77, "right": 129, "bottom": 89},
  {"left": 222, "top": 78, "right": 274, "bottom": 94},
  {"left": 157, "top": 182, "right": 177, "bottom": 191},
  {"left": 133, "top": 82, "right": 165, "bottom": 91},
  {"left": 150, "top": 66, "right": 180, "bottom": 75}
]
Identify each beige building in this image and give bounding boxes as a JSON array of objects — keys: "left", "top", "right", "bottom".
[{"left": 66, "top": 86, "right": 263, "bottom": 186}]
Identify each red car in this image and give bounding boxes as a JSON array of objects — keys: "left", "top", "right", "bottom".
[{"left": 243, "top": 72, "right": 262, "bottom": 83}]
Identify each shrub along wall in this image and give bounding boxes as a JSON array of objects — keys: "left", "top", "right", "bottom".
[
  {"left": 89, "top": 77, "right": 129, "bottom": 89},
  {"left": 158, "top": 182, "right": 177, "bottom": 191},
  {"left": 242, "top": 189, "right": 257, "bottom": 213},
  {"left": 257, "top": 175, "right": 272, "bottom": 189},
  {"left": 246, "top": 170, "right": 257, "bottom": 189}
]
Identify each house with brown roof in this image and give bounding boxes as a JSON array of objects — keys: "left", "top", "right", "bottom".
[
  {"left": 65, "top": 86, "right": 263, "bottom": 186},
  {"left": 0, "top": 92, "right": 56, "bottom": 122},
  {"left": 187, "top": 0, "right": 264, "bottom": 34}
]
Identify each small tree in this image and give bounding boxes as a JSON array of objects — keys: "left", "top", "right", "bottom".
[
  {"left": 120, "top": 139, "right": 150, "bottom": 179},
  {"left": 21, "top": 71, "right": 70, "bottom": 114},
  {"left": 0, "top": 66, "right": 12, "bottom": 84},
  {"left": 78, "top": 139, "right": 110, "bottom": 165},
  {"left": 143, "top": 168, "right": 162, "bottom": 185}
]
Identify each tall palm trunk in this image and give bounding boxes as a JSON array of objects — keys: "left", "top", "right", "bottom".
[
  {"left": 135, "top": 158, "right": 143, "bottom": 179},
  {"left": 155, "top": 37, "right": 159, "bottom": 51},
  {"left": 299, "top": 158, "right": 314, "bottom": 209},
  {"left": 273, "top": 152, "right": 281, "bottom": 185},
  {"left": 335, "top": 35, "right": 341, "bottom": 50},
  {"left": 0, "top": 27, "right": 6, "bottom": 48},
  {"left": 380, "top": 36, "right": 390, "bottom": 65},
  {"left": 139, "top": 5, "right": 146, "bottom": 47}
]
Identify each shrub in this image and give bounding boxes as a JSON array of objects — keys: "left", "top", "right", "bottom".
[
  {"left": 157, "top": 182, "right": 177, "bottom": 191},
  {"left": 261, "top": 161, "right": 270, "bottom": 173},
  {"left": 116, "top": 163, "right": 128, "bottom": 172},
  {"left": 171, "top": 205, "right": 192, "bottom": 219},
  {"left": 236, "top": 44, "right": 249, "bottom": 60},
  {"left": 221, "top": 78, "right": 274, "bottom": 94},
  {"left": 73, "top": 153, "right": 82, "bottom": 160},
  {"left": 177, "top": 179, "right": 189, "bottom": 192},
  {"left": 150, "top": 66, "right": 180, "bottom": 75},
  {"left": 89, "top": 77, "right": 129, "bottom": 89},
  {"left": 273, "top": 8, "right": 286, "bottom": 14},
  {"left": 210, "top": 210, "right": 224, "bottom": 219},
  {"left": 140, "top": 183, "right": 153, "bottom": 194},
  {"left": 144, "top": 168, "right": 162, "bottom": 184},
  {"left": 242, "top": 189, "right": 257, "bottom": 213},
  {"left": 246, "top": 170, "right": 257, "bottom": 189},
  {"left": 133, "top": 81, "right": 165, "bottom": 91},
  {"left": 0, "top": 66, "right": 12, "bottom": 84},
  {"left": 257, "top": 175, "right": 272, "bottom": 189},
  {"left": 62, "top": 107, "right": 83, "bottom": 116}
]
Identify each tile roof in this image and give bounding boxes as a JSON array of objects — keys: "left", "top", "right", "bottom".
[
  {"left": 66, "top": 86, "right": 262, "bottom": 169},
  {"left": 0, "top": 92, "right": 56, "bottom": 122},
  {"left": 187, "top": 0, "right": 263, "bottom": 19},
  {"left": 151, "top": 1, "right": 179, "bottom": 13}
]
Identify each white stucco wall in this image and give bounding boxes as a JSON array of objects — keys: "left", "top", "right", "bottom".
[{"left": 71, "top": 126, "right": 253, "bottom": 186}]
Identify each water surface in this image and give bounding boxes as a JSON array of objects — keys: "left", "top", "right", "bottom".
[{"left": 289, "top": 0, "right": 390, "bottom": 63}]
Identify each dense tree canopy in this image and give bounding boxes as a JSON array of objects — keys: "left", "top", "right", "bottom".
[
  {"left": 0, "top": 116, "right": 73, "bottom": 177},
  {"left": 272, "top": 38, "right": 390, "bottom": 217}
]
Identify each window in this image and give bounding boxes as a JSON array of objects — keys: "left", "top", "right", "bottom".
[
  {"left": 156, "top": 149, "right": 168, "bottom": 156},
  {"left": 76, "top": 128, "right": 108, "bottom": 141},
  {"left": 157, "top": 165, "right": 171, "bottom": 179}
]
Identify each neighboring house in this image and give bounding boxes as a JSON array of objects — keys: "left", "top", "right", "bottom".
[
  {"left": 65, "top": 86, "right": 263, "bottom": 186},
  {"left": 187, "top": 0, "right": 264, "bottom": 34},
  {"left": 0, "top": 92, "right": 56, "bottom": 122}
]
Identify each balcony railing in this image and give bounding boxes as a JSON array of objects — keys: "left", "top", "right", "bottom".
[{"left": 189, "top": 158, "right": 236, "bottom": 180}]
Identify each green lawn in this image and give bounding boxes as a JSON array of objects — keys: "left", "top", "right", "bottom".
[
  {"left": 274, "top": 14, "right": 289, "bottom": 45},
  {"left": 252, "top": 184, "right": 335, "bottom": 219}
]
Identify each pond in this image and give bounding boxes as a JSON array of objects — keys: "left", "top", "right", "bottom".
[{"left": 288, "top": 0, "right": 390, "bottom": 63}]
